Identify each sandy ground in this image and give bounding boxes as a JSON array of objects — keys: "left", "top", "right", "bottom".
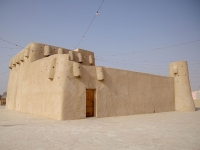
[{"left": 0, "top": 106, "right": 200, "bottom": 150}]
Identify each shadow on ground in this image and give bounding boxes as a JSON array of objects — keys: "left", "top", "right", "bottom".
[{"left": 195, "top": 107, "right": 200, "bottom": 111}]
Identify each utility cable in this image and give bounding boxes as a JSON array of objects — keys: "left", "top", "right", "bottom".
[
  {"left": 0, "top": 54, "right": 14, "bottom": 58},
  {"left": 96, "top": 39, "right": 200, "bottom": 57},
  {"left": 0, "top": 47, "right": 20, "bottom": 49},
  {"left": 0, "top": 70, "right": 9, "bottom": 75},
  {"left": 74, "top": 0, "right": 104, "bottom": 49},
  {"left": 0, "top": 37, "right": 23, "bottom": 48},
  {"left": 96, "top": 57, "right": 200, "bottom": 62}
]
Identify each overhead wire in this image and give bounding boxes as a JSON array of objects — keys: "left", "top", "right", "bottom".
[
  {"left": 96, "top": 58, "right": 200, "bottom": 76},
  {"left": 0, "top": 54, "right": 15, "bottom": 58},
  {"left": 0, "top": 37, "right": 199, "bottom": 76},
  {"left": 96, "top": 57, "right": 200, "bottom": 62},
  {"left": 0, "top": 70, "right": 9, "bottom": 75},
  {"left": 96, "top": 39, "right": 200, "bottom": 57},
  {"left": 74, "top": 0, "right": 104, "bottom": 49},
  {"left": 0, "top": 47, "right": 21, "bottom": 49},
  {"left": 0, "top": 37, "right": 24, "bottom": 48},
  {"left": 96, "top": 58, "right": 200, "bottom": 68},
  {"left": 1, "top": 37, "right": 199, "bottom": 63}
]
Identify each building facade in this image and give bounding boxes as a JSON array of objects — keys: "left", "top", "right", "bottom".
[{"left": 6, "top": 43, "right": 195, "bottom": 120}]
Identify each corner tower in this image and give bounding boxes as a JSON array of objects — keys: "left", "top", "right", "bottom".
[{"left": 169, "top": 61, "right": 195, "bottom": 111}]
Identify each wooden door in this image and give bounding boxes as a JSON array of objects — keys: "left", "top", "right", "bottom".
[{"left": 86, "top": 89, "right": 95, "bottom": 117}]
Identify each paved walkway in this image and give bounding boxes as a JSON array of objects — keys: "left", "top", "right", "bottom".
[{"left": 0, "top": 106, "right": 200, "bottom": 150}]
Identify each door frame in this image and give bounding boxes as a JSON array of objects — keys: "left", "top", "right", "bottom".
[{"left": 86, "top": 89, "right": 96, "bottom": 117}]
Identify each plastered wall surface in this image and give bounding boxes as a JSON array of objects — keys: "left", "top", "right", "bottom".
[
  {"left": 6, "top": 43, "right": 194, "bottom": 120},
  {"left": 7, "top": 55, "right": 68, "bottom": 119},
  {"left": 169, "top": 61, "right": 195, "bottom": 111},
  {"left": 63, "top": 65, "right": 175, "bottom": 120},
  {"left": 7, "top": 43, "right": 95, "bottom": 120}
]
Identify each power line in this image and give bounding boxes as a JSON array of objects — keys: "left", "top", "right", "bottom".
[
  {"left": 96, "top": 57, "right": 200, "bottom": 62},
  {"left": 96, "top": 39, "right": 200, "bottom": 57},
  {"left": 96, "top": 58, "right": 200, "bottom": 73},
  {"left": 0, "top": 54, "right": 14, "bottom": 58},
  {"left": 0, "top": 70, "right": 9, "bottom": 75},
  {"left": 96, "top": 58, "right": 200, "bottom": 66},
  {"left": 0, "top": 47, "right": 20, "bottom": 49},
  {"left": 74, "top": 0, "right": 105, "bottom": 49},
  {"left": 0, "top": 37, "right": 23, "bottom": 48}
]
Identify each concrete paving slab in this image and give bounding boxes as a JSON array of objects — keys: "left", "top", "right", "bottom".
[{"left": 0, "top": 106, "right": 200, "bottom": 150}]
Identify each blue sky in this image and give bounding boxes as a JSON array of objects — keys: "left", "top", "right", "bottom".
[{"left": 0, "top": 0, "right": 200, "bottom": 94}]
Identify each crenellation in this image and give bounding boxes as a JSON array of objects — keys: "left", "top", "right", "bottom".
[
  {"left": 16, "top": 54, "right": 20, "bottom": 64},
  {"left": 24, "top": 47, "right": 30, "bottom": 58},
  {"left": 77, "top": 53, "right": 83, "bottom": 63},
  {"left": 11, "top": 43, "right": 95, "bottom": 67},
  {"left": 58, "top": 48, "right": 63, "bottom": 54},
  {"left": 20, "top": 53, "right": 24, "bottom": 62},
  {"left": 69, "top": 51, "right": 74, "bottom": 61},
  {"left": 44, "top": 45, "right": 51, "bottom": 57},
  {"left": 89, "top": 55, "right": 93, "bottom": 65}
]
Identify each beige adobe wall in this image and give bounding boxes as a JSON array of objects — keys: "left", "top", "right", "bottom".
[
  {"left": 7, "top": 43, "right": 175, "bottom": 120},
  {"left": 96, "top": 68, "right": 175, "bottom": 117},
  {"left": 7, "top": 52, "right": 29, "bottom": 110},
  {"left": 6, "top": 43, "right": 95, "bottom": 120},
  {"left": 169, "top": 61, "right": 195, "bottom": 111},
  {"left": 62, "top": 64, "right": 175, "bottom": 120},
  {"left": 7, "top": 54, "right": 69, "bottom": 120}
]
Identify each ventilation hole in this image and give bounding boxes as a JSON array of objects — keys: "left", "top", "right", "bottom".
[{"left": 154, "top": 111, "right": 155, "bottom": 113}]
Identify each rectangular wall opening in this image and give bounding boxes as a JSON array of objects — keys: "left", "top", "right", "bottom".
[{"left": 86, "top": 89, "right": 95, "bottom": 117}]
